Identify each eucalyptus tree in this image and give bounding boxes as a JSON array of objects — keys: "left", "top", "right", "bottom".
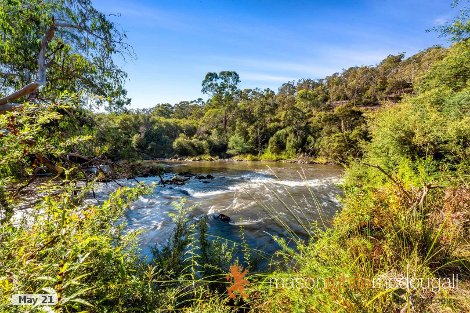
[
  {"left": 235, "top": 88, "right": 277, "bottom": 155},
  {"left": 0, "top": 0, "right": 132, "bottom": 112},
  {"left": 433, "top": 0, "right": 470, "bottom": 42},
  {"left": 201, "top": 71, "right": 240, "bottom": 134}
]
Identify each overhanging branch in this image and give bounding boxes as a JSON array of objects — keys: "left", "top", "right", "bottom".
[
  {"left": 363, "top": 162, "right": 413, "bottom": 202},
  {"left": 0, "top": 82, "right": 40, "bottom": 106},
  {"left": 0, "top": 103, "right": 22, "bottom": 112}
]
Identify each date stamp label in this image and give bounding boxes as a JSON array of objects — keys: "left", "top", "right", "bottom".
[{"left": 11, "top": 294, "right": 58, "bottom": 306}]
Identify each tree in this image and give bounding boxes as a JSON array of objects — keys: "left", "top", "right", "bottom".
[
  {"left": 0, "top": 0, "right": 132, "bottom": 112},
  {"left": 227, "top": 134, "right": 252, "bottom": 155},
  {"left": 201, "top": 71, "right": 240, "bottom": 134},
  {"left": 236, "top": 88, "right": 277, "bottom": 155},
  {"left": 418, "top": 40, "right": 470, "bottom": 92},
  {"left": 173, "top": 99, "right": 205, "bottom": 120},
  {"left": 433, "top": 0, "right": 470, "bottom": 42}
]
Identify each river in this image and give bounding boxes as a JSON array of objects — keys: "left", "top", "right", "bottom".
[{"left": 92, "top": 161, "right": 344, "bottom": 266}]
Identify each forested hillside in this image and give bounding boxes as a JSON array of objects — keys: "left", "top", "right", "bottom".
[{"left": 93, "top": 47, "right": 448, "bottom": 163}]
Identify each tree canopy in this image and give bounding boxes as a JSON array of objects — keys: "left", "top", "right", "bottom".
[
  {"left": 433, "top": 0, "right": 470, "bottom": 41},
  {"left": 0, "top": 0, "right": 132, "bottom": 111}
]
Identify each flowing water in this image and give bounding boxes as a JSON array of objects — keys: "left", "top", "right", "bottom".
[{"left": 92, "top": 161, "right": 344, "bottom": 265}]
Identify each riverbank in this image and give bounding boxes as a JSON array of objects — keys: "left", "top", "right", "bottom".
[
  {"left": 166, "top": 154, "right": 335, "bottom": 164},
  {"left": 110, "top": 155, "right": 340, "bottom": 180}
]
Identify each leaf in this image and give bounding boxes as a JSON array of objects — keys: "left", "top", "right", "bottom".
[
  {"left": 41, "top": 287, "right": 58, "bottom": 294},
  {"left": 61, "top": 287, "right": 94, "bottom": 304},
  {"left": 69, "top": 298, "right": 94, "bottom": 307}
]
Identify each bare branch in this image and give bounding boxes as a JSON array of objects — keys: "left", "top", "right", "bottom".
[
  {"left": 0, "top": 83, "right": 40, "bottom": 106},
  {"left": 0, "top": 103, "right": 22, "bottom": 112},
  {"left": 55, "top": 22, "right": 120, "bottom": 45},
  {"left": 13, "top": 166, "right": 46, "bottom": 197}
]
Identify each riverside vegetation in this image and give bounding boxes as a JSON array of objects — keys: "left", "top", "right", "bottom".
[{"left": 0, "top": 0, "right": 469, "bottom": 312}]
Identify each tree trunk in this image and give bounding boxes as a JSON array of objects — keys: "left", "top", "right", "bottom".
[
  {"left": 223, "top": 110, "right": 227, "bottom": 134},
  {"left": 0, "top": 25, "right": 55, "bottom": 110}
]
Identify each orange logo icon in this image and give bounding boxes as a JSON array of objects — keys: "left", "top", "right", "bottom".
[{"left": 226, "top": 265, "right": 249, "bottom": 300}]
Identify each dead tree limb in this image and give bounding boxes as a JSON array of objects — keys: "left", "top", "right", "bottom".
[
  {"left": 35, "top": 153, "right": 61, "bottom": 176},
  {"left": 13, "top": 166, "right": 46, "bottom": 197},
  {"left": 0, "top": 103, "right": 22, "bottom": 112}
]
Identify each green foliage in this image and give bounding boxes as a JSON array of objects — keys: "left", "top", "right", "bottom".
[
  {"left": 433, "top": 0, "right": 470, "bottom": 42},
  {"left": 88, "top": 45, "right": 451, "bottom": 163},
  {"left": 2, "top": 2, "right": 469, "bottom": 310},
  {"left": 93, "top": 112, "right": 200, "bottom": 160},
  {"left": 354, "top": 41, "right": 470, "bottom": 186},
  {"left": 202, "top": 71, "right": 240, "bottom": 98},
  {"left": 267, "top": 128, "right": 289, "bottom": 155},
  {"left": 151, "top": 200, "right": 240, "bottom": 309},
  {"left": 172, "top": 135, "right": 195, "bottom": 156},
  {"left": 247, "top": 32, "right": 470, "bottom": 313},
  {"left": 0, "top": 0, "right": 131, "bottom": 109},
  {"left": 418, "top": 40, "right": 470, "bottom": 92},
  {"left": 0, "top": 183, "right": 162, "bottom": 312},
  {"left": 0, "top": 95, "right": 94, "bottom": 181},
  {"left": 93, "top": 112, "right": 142, "bottom": 160},
  {"left": 207, "top": 129, "right": 228, "bottom": 155},
  {"left": 227, "top": 134, "right": 252, "bottom": 155},
  {"left": 172, "top": 135, "right": 209, "bottom": 157}
]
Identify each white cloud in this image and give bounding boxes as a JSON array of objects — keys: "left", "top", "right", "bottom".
[{"left": 433, "top": 16, "right": 448, "bottom": 26}]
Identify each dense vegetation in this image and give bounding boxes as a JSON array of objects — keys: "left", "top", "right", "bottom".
[
  {"left": 0, "top": 0, "right": 469, "bottom": 312},
  {"left": 92, "top": 47, "right": 448, "bottom": 163}
]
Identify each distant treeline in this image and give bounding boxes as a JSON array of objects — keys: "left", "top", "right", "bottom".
[{"left": 92, "top": 46, "right": 448, "bottom": 163}]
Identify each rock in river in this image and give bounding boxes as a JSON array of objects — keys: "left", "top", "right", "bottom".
[{"left": 216, "top": 213, "right": 231, "bottom": 223}]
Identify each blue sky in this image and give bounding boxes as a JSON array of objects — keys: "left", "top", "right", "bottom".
[{"left": 94, "top": 0, "right": 456, "bottom": 108}]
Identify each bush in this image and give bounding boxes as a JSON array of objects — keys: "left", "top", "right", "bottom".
[
  {"left": 172, "top": 135, "right": 210, "bottom": 156},
  {"left": 172, "top": 135, "right": 195, "bottom": 156},
  {"left": 317, "top": 127, "right": 367, "bottom": 163},
  {"left": 207, "top": 129, "right": 227, "bottom": 156},
  {"left": 227, "top": 134, "right": 252, "bottom": 155},
  {"left": 267, "top": 128, "right": 289, "bottom": 155},
  {"left": 317, "top": 132, "right": 351, "bottom": 163},
  {"left": 285, "top": 132, "right": 302, "bottom": 157},
  {"left": 191, "top": 138, "right": 210, "bottom": 155},
  {"left": 0, "top": 183, "right": 162, "bottom": 312}
]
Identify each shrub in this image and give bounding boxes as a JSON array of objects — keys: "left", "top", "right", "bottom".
[
  {"left": 285, "top": 132, "right": 302, "bottom": 158},
  {"left": 267, "top": 128, "right": 289, "bottom": 155},
  {"left": 172, "top": 135, "right": 195, "bottom": 156},
  {"left": 0, "top": 183, "right": 162, "bottom": 312},
  {"left": 208, "top": 129, "right": 228, "bottom": 156},
  {"left": 227, "top": 134, "right": 252, "bottom": 155},
  {"left": 172, "top": 135, "right": 210, "bottom": 156},
  {"left": 191, "top": 138, "right": 210, "bottom": 155}
]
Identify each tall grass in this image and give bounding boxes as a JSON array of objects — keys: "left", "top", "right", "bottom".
[
  {"left": 1, "top": 164, "right": 468, "bottom": 312},
  {"left": 245, "top": 167, "right": 470, "bottom": 313}
]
